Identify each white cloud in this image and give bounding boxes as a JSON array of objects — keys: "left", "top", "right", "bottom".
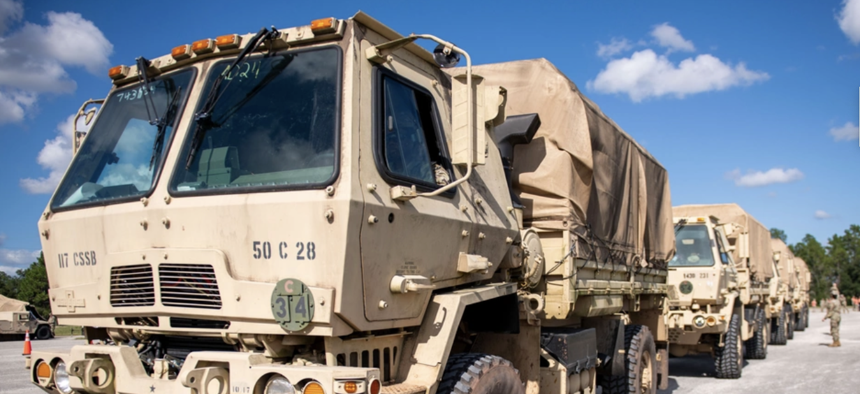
[
  {"left": 597, "top": 38, "right": 633, "bottom": 58},
  {"left": 0, "top": 232, "right": 40, "bottom": 274},
  {"left": 829, "top": 122, "right": 858, "bottom": 141},
  {"left": 0, "top": 1, "right": 112, "bottom": 124},
  {"left": 838, "top": 0, "right": 860, "bottom": 44},
  {"left": 588, "top": 49, "right": 769, "bottom": 102},
  {"left": 726, "top": 167, "right": 804, "bottom": 187},
  {"left": 651, "top": 23, "right": 695, "bottom": 52},
  {"left": 19, "top": 114, "right": 83, "bottom": 194},
  {"left": 814, "top": 210, "right": 833, "bottom": 220}
]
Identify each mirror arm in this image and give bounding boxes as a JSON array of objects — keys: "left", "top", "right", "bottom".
[
  {"left": 368, "top": 34, "right": 475, "bottom": 199},
  {"left": 72, "top": 98, "right": 105, "bottom": 155}
]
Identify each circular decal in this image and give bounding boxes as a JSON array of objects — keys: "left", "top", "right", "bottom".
[
  {"left": 679, "top": 280, "right": 693, "bottom": 295},
  {"left": 270, "top": 278, "right": 315, "bottom": 332}
]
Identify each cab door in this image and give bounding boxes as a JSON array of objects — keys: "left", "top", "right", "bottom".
[{"left": 356, "top": 37, "right": 474, "bottom": 322}]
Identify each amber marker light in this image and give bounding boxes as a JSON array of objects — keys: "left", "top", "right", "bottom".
[
  {"left": 369, "top": 380, "right": 380, "bottom": 394},
  {"left": 35, "top": 361, "right": 51, "bottom": 378},
  {"left": 108, "top": 65, "right": 129, "bottom": 80},
  {"left": 216, "top": 34, "right": 240, "bottom": 49},
  {"left": 310, "top": 17, "right": 336, "bottom": 33},
  {"left": 303, "top": 381, "right": 325, "bottom": 394},
  {"left": 343, "top": 381, "right": 357, "bottom": 393},
  {"left": 171, "top": 44, "right": 192, "bottom": 60},
  {"left": 192, "top": 39, "right": 214, "bottom": 54}
]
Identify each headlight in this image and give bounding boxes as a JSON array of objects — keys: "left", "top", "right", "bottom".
[
  {"left": 693, "top": 315, "right": 706, "bottom": 328},
  {"left": 264, "top": 375, "right": 297, "bottom": 394},
  {"left": 53, "top": 361, "right": 72, "bottom": 394}
]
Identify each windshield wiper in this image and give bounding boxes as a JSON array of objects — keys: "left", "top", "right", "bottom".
[
  {"left": 674, "top": 219, "right": 687, "bottom": 233},
  {"left": 185, "top": 26, "right": 281, "bottom": 169},
  {"left": 136, "top": 56, "right": 161, "bottom": 126},
  {"left": 149, "top": 84, "right": 181, "bottom": 168}
]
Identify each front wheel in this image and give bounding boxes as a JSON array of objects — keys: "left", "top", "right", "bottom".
[
  {"left": 600, "top": 324, "right": 657, "bottom": 394},
  {"left": 744, "top": 308, "right": 768, "bottom": 360},
  {"left": 770, "top": 307, "right": 787, "bottom": 345},
  {"left": 35, "top": 325, "right": 52, "bottom": 340},
  {"left": 437, "top": 353, "right": 524, "bottom": 394},
  {"left": 786, "top": 306, "right": 795, "bottom": 340},
  {"left": 715, "top": 313, "right": 743, "bottom": 379}
]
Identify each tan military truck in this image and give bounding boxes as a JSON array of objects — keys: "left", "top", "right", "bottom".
[
  {"left": 666, "top": 204, "right": 774, "bottom": 379},
  {"left": 770, "top": 238, "right": 798, "bottom": 342},
  {"left": 29, "top": 13, "right": 674, "bottom": 394},
  {"left": 788, "top": 256, "right": 811, "bottom": 333},
  {"left": 1, "top": 294, "right": 54, "bottom": 340}
]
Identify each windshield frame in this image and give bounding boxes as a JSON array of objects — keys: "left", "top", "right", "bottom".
[
  {"left": 167, "top": 44, "right": 343, "bottom": 197},
  {"left": 49, "top": 68, "right": 197, "bottom": 212}
]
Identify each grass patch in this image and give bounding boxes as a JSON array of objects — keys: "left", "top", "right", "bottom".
[{"left": 53, "top": 326, "right": 84, "bottom": 337}]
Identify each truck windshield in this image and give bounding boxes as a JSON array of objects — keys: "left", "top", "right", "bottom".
[
  {"left": 51, "top": 70, "right": 194, "bottom": 210},
  {"left": 170, "top": 46, "right": 340, "bottom": 193},
  {"left": 670, "top": 225, "right": 715, "bottom": 267}
]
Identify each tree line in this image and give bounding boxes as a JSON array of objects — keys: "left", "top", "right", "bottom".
[{"left": 774, "top": 225, "right": 860, "bottom": 303}]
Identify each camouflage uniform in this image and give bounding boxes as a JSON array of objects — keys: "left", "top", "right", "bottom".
[
  {"left": 840, "top": 294, "right": 850, "bottom": 313},
  {"left": 825, "top": 295, "right": 841, "bottom": 347}
]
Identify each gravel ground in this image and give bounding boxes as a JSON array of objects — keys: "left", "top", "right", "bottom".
[
  {"left": 1, "top": 311, "right": 857, "bottom": 393},
  {"left": 660, "top": 310, "right": 860, "bottom": 394}
]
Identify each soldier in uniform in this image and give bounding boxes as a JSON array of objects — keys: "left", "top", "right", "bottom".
[
  {"left": 822, "top": 290, "right": 841, "bottom": 347},
  {"left": 840, "top": 294, "right": 849, "bottom": 314}
]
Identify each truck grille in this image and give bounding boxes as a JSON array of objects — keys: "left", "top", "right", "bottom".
[
  {"left": 158, "top": 264, "right": 222, "bottom": 309},
  {"left": 110, "top": 264, "right": 156, "bottom": 307}
]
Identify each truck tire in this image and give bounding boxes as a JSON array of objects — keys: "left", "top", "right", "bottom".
[
  {"left": 599, "top": 324, "right": 657, "bottom": 394},
  {"left": 795, "top": 308, "right": 806, "bottom": 332},
  {"left": 770, "top": 307, "right": 787, "bottom": 345},
  {"left": 786, "top": 306, "right": 795, "bottom": 340},
  {"left": 35, "top": 325, "right": 52, "bottom": 340},
  {"left": 437, "top": 353, "right": 524, "bottom": 394},
  {"left": 744, "top": 308, "right": 768, "bottom": 360},
  {"left": 714, "top": 313, "right": 743, "bottom": 379},
  {"left": 804, "top": 306, "right": 810, "bottom": 329}
]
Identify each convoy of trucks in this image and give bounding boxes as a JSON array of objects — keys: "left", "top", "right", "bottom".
[{"left": 17, "top": 12, "right": 813, "bottom": 394}]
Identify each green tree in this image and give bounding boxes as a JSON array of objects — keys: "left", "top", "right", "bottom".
[
  {"left": 827, "top": 225, "right": 860, "bottom": 298},
  {"left": 770, "top": 228, "right": 787, "bottom": 242},
  {"left": 0, "top": 271, "right": 21, "bottom": 299},
  {"left": 791, "top": 234, "right": 832, "bottom": 301},
  {"left": 15, "top": 253, "right": 50, "bottom": 317}
]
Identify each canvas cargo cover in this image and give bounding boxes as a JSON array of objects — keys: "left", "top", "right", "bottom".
[
  {"left": 672, "top": 204, "right": 774, "bottom": 280},
  {"left": 469, "top": 59, "right": 674, "bottom": 266},
  {"left": 771, "top": 238, "right": 797, "bottom": 288},
  {"left": 0, "top": 294, "right": 28, "bottom": 312}
]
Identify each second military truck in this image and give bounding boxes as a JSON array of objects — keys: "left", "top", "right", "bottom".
[
  {"left": 667, "top": 204, "right": 776, "bottom": 379},
  {"left": 30, "top": 13, "right": 675, "bottom": 394}
]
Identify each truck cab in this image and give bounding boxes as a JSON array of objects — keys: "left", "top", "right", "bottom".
[{"left": 666, "top": 216, "right": 739, "bottom": 356}]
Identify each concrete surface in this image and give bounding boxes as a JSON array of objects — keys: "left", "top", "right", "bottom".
[
  {"left": 1, "top": 312, "right": 858, "bottom": 393},
  {"left": 0, "top": 336, "right": 84, "bottom": 394},
  {"left": 660, "top": 310, "right": 860, "bottom": 394}
]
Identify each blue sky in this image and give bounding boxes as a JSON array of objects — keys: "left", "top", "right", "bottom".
[{"left": 1, "top": 0, "right": 859, "bottom": 272}]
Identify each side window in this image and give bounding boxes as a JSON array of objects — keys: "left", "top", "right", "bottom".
[{"left": 380, "top": 75, "right": 450, "bottom": 188}]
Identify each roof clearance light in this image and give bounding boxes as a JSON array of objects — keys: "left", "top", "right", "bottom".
[
  {"left": 192, "top": 38, "right": 215, "bottom": 54},
  {"left": 108, "top": 65, "right": 129, "bottom": 80},
  {"left": 216, "top": 34, "right": 241, "bottom": 49},
  {"left": 697, "top": 217, "right": 706, "bottom": 222},
  {"left": 310, "top": 17, "right": 336, "bottom": 33},
  {"left": 171, "top": 44, "right": 192, "bottom": 60}
]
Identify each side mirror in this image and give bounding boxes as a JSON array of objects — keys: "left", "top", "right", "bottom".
[{"left": 72, "top": 99, "right": 104, "bottom": 154}]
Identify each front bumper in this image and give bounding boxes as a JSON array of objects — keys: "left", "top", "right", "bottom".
[
  {"left": 666, "top": 309, "right": 728, "bottom": 346},
  {"left": 30, "top": 345, "right": 379, "bottom": 394}
]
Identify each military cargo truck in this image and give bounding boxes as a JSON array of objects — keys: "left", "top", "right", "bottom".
[
  {"left": 667, "top": 204, "right": 774, "bottom": 379},
  {"left": 29, "top": 13, "right": 674, "bottom": 394},
  {"left": 770, "top": 238, "right": 796, "bottom": 342},
  {"left": 1, "top": 294, "right": 54, "bottom": 340},
  {"left": 790, "top": 257, "right": 811, "bottom": 331}
]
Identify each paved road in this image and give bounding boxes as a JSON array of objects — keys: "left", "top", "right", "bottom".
[
  {"left": 2, "top": 312, "right": 858, "bottom": 393},
  {"left": 0, "top": 336, "right": 84, "bottom": 394},
  {"left": 660, "top": 310, "right": 860, "bottom": 394}
]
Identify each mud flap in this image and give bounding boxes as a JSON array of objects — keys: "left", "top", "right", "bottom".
[
  {"left": 588, "top": 319, "right": 625, "bottom": 376},
  {"left": 657, "top": 345, "right": 669, "bottom": 390}
]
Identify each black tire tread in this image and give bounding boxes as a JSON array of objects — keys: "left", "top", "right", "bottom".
[
  {"left": 35, "top": 325, "right": 52, "bottom": 340},
  {"left": 770, "top": 306, "right": 787, "bottom": 345},
  {"left": 786, "top": 305, "right": 795, "bottom": 340},
  {"left": 437, "top": 353, "right": 523, "bottom": 394},
  {"left": 714, "top": 313, "right": 742, "bottom": 379},
  {"left": 599, "top": 324, "right": 657, "bottom": 394},
  {"left": 744, "top": 308, "right": 768, "bottom": 360}
]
